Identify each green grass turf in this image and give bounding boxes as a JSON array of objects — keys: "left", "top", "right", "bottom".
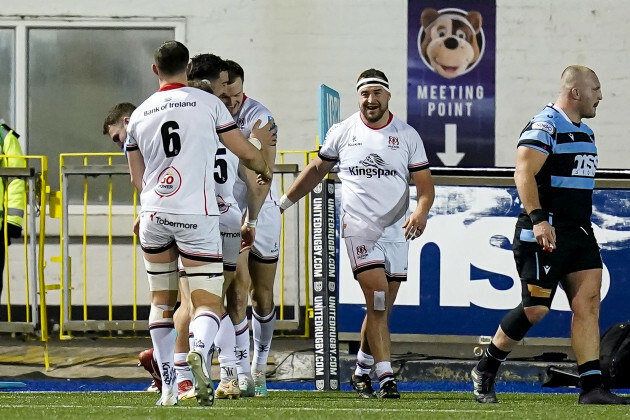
[{"left": 0, "top": 391, "right": 627, "bottom": 420}]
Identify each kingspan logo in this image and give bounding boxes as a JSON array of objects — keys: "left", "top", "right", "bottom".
[{"left": 349, "top": 153, "right": 397, "bottom": 178}]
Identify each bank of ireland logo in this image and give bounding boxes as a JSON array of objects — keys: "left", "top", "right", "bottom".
[
  {"left": 155, "top": 166, "right": 182, "bottom": 197},
  {"left": 356, "top": 245, "right": 368, "bottom": 260}
]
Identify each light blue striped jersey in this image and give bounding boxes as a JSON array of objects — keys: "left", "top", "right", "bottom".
[{"left": 517, "top": 103, "right": 597, "bottom": 226}]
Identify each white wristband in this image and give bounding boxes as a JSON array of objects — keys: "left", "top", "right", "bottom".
[
  {"left": 279, "top": 194, "right": 294, "bottom": 211},
  {"left": 245, "top": 219, "right": 257, "bottom": 228}
]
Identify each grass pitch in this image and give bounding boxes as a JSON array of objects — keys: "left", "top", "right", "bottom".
[{"left": 0, "top": 390, "right": 627, "bottom": 420}]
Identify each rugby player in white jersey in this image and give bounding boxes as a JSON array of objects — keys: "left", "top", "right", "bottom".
[
  {"left": 188, "top": 54, "right": 273, "bottom": 400},
  {"left": 125, "top": 41, "right": 274, "bottom": 406},
  {"left": 280, "top": 69, "right": 434, "bottom": 399},
  {"left": 219, "top": 60, "right": 280, "bottom": 397}
]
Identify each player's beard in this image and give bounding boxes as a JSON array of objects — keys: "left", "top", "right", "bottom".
[{"left": 361, "top": 103, "right": 388, "bottom": 124}]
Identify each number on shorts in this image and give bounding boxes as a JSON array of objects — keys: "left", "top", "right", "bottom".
[
  {"left": 161, "top": 121, "right": 181, "bottom": 157},
  {"left": 214, "top": 148, "right": 228, "bottom": 184}
]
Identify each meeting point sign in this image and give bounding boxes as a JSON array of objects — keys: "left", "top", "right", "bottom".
[
  {"left": 338, "top": 186, "right": 630, "bottom": 339},
  {"left": 407, "top": 0, "right": 496, "bottom": 167}
]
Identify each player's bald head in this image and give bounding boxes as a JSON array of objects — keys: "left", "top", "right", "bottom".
[{"left": 560, "top": 65, "right": 597, "bottom": 92}]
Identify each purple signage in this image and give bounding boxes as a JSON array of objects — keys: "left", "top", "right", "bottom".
[{"left": 407, "top": 0, "right": 496, "bottom": 167}]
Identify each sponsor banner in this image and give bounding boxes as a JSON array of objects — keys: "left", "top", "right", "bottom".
[
  {"left": 407, "top": 0, "right": 496, "bottom": 167},
  {"left": 311, "top": 179, "right": 339, "bottom": 390},
  {"left": 319, "top": 85, "right": 340, "bottom": 146},
  {"left": 339, "top": 184, "right": 630, "bottom": 338}
]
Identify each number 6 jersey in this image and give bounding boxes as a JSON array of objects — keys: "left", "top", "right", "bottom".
[{"left": 126, "top": 83, "right": 237, "bottom": 215}]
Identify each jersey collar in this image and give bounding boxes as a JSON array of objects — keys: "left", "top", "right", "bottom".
[
  {"left": 361, "top": 111, "right": 393, "bottom": 130},
  {"left": 548, "top": 102, "right": 579, "bottom": 126},
  {"left": 159, "top": 83, "right": 187, "bottom": 92}
]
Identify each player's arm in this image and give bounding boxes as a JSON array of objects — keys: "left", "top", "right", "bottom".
[
  {"left": 126, "top": 149, "right": 145, "bottom": 193},
  {"left": 251, "top": 118, "right": 278, "bottom": 170},
  {"left": 219, "top": 128, "right": 273, "bottom": 182},
  {"left": 239, "top": 162, "right": 270, "bottom": 223},
  {"left": 403, "top": 169, "right": 435, "bottom": 240},
  {"left": 279, "top": 156, "right": 337, "bottom": 212},
  {"left": 514, "top": 145, "right": 555, "bottom": 250}
]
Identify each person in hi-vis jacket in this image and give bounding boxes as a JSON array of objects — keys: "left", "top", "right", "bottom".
[{"left": 0, "top": 122, "right": 26, "bottom": 300}]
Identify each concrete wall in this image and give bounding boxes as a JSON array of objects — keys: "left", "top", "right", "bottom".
[{"left": 2, "top": 0, "right": 628, "bottom": 311}]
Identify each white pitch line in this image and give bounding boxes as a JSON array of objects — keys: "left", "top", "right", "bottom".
[{"left": 0, "top": 404, "right": 514, "bottom": 413}]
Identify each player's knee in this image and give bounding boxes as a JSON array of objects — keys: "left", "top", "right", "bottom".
[
  {"left": 523, "top": 305, "right": 550, "bottom": 324},
  {"left": 371, "top": 290, "right": 387, "bottom": 312},
  {"left": 500, "top": 304, "right": 534, "bottom": 341},
  {"left": 144, "top": 259, "right": 179, "bottom": 292},
  {"left": 186, "top": 263, "right": 224, "bottom": 298},
  {"left": 570, "top": 293, "right": 600, "bottom": 317},
  {"left": 149, "top": 303, "right": 175, "bottom": 324}
]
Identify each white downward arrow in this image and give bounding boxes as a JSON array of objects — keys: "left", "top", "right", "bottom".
[{"left": 437, "top": 124, "right": 465, "bottom": 166}]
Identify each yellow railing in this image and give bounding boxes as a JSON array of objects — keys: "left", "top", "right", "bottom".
[
  {"left": 57, "top": 152, "right": 314, "bottom": 337},
  {"left": 0, "top": 155, "right": 50, "bottom": 369},
  {"left": 58, "top": 152, "right": 137, "bottom": 338},
  {"left": 278, "top": 150, "right": 318, "bottom": 337}
]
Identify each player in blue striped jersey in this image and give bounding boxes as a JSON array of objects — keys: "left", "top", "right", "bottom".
[{"left": 472, "top": 65, "right": 629, "bottom": 405}]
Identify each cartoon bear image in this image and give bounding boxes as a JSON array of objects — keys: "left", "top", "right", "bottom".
[{"left": 419, "top": 8, "right": 483, "bottom": 79}]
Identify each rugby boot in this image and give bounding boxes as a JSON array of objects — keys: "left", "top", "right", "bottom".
[
  {"left": 579, "top": 386, "right": 630, "bottom": 405},
  {"left": 138, "top": 348, "right": 162, "bottom": 392},
  {"left": 177, "top": 379, "right": 195, "bottom": 400},
  {"left": 253, "top": 369, "right": 268, "bottom": 397},
  {"left": 239, "top": 375, "right": 256, "bottom": 397},
  {"left": 215, "top": 378, "right": 241, "bottom": 399},
  {"left": 350, "top": 374, "right": 376, "bottom": 398},
  {"left": 187, "top": 351, "right": 214, "bottom": 406},
  {"left": 377, "top": 379, "right": 400, "bottom": 399},
  {"left": 471, "top": 367, "right": 498, "bottom": 403},
  {"left": 155, "top": 392, "right": 178, "bottom": 406}
]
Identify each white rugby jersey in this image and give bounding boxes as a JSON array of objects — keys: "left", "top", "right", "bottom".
[
  {"left": 215, "top": 138, "right": 240, "bottom": 214},
  {"left": 319, "top": 112, "right": 429, "bottom": 241},
  {"left": 231, "top": 94, "right": 280, "bottom": 212},
  {"left": 126, "top": 84, "right": 237, "bottom": 215}
]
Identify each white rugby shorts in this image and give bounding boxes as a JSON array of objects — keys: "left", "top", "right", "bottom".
[
  {"left": 139, "top": 211, "right": 222, "bottom": 262},
  {"left": 343, "top": 237, "right": 408, "bottom": 281},
  {"left": 250, "top": 204, "right": 281, "bottom": 263}
]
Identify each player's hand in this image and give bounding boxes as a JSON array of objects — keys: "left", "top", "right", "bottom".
[
  {"left": 402, "top": 211, "right": 428, "bottom": 241},
  {"left": 252, "top": 119, "right": 278, "bottom": 148},
  {"left": 240, "top": 225, "right": 255, "bottom": 252},
  {"left": 257, "top": 168, "right": 272, "bottom": 184},
  {"left": 534, "top": 221, "right": 556, "bottom": 251},
  {"left": 133, "top": 215, "right": 140, "bottom": 237}
]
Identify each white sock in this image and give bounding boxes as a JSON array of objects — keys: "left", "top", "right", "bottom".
[
  {"left": 174, "top": 352, "right": 193, "bottom": 383},
  {"left": 149, "top": 323, "right": 176, "bottom": 396},
  {"left": 374, "top": 361, "right": 395, "bottom": 387},
  {"left": 354, "top": 349, "right": 374, "bottom": 376},
  {"left": 190, "top": 311, "right": 221, "bottom": 366},
  {"left": 251, "top": 308, "right": 276, "bottom": 373},
  {"left": 234, "top": 318, "right": 252, "bottom": 377},
  {"left": 214, "top": 313, "right": 238, "bottom": 383}
]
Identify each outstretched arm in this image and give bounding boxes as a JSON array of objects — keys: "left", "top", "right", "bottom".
[{"left": 279, "top": 156, "right": 337, "bottom": 212}]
